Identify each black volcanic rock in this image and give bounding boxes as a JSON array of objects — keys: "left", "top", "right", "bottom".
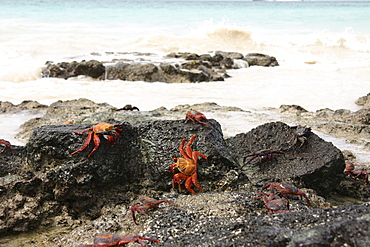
[
  {"left": 25, "top": 119, "right": 241, "bottom": 195},
  {"left": 243, "top": 53, "right": 279, "bottom": 67},
  {"left": 139, "top": 193, "right": 370, "bottom": 247},
  {"left": 41, "top": 52, "right": 279, "bottom": 83},
  {"left": 74, "top": 60, "right": 105, "bottom": 79},
  {"left": 1, "top": 108, "right": 369, "bottom": 246},
  {"left": 226, "top": 122, "right": 345, "bottom": 196}
]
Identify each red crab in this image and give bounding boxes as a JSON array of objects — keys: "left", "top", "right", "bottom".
[
  {"left": 344, "top": 162, "right": 368, "bottom": 182},
  {"left": 116, "top": 104, "right": 139, "bottom": 111},
  {"left": 261, "top": 181, "right": 310, "bottom": 207},
  {"left": 76, "top": 232, "right": 160, "bottom": 247},
  {"left": 253, "top": 192, "right": 290, "bottom": 214},
  {"left": 71, "top": 122, "right": 126, "bottom": 157},
  {"left": 185, "top": 109, "right": 214, "bottom": 126},
  {"left": 0, "top": 139, "right": 14, "bottom": 155},
  {"left": 241, "top": 149, "right": 284, "bottom": 168},
  {"left": 170, "top": 135, "right": 207, "bottom": 194},
  {"left": 130, "top": 196, "right": 178, "bottom": 224}
]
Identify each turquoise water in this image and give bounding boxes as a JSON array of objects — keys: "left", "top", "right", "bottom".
[
  {"left": 1, "top": 0, "right": 368, "bottom": 63},
  {"left": 2, "top": 1, "right": 369, "bottom": 34}
]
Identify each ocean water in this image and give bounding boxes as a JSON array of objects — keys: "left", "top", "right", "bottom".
[{"left": 1, "top": 1, "right": 370, "bottom": 159}]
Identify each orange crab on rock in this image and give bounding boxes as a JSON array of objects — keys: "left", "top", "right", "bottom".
[
  {"left": 130, "top": 196, "right": 178, "bottom": 224},
  {"left": 0, "top": 139, "right": 14, "bottom": 155},
  {"left": 170, "top": 135, "right": 207, "bottom": 194},
  {"left": 185, "top": 109, "right": 214, "bottom": 126},
  {"left": 71, "top": 122, "right": 126, "bottom": 157},
  {"left": 76, "top": 232, "right": 160, "bottom": 247}
]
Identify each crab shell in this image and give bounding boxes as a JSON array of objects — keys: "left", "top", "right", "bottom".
[
  {"left": 92, "top": 123, "right": 122, "bottom": 146},
  {"left": 93, "top": 122, "right": 115, "bottom": 134},
  {"left": 175, "top": 157, "right": 197, "bottom": 176}
]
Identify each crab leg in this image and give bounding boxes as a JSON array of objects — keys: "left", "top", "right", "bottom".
[
  {"left": 241, "top": 155, "right": 257, "bottom": 168},
  {"left": 184, "top": 176, "right": 198, "bottom": 194},
  {"left": 71, "top": 132, "right": 94, "bottom": 156},
  {"left": 130, "top": 205, "right": 151, "bottom": 224},
  {"left": 192, "top": 151, "right": 208, "bottom": 163},
  {"left": 172, "top": 173, "right": 188, "bottom": 191},
  {"left": 179, "top": 138, "right": 190, "bottom": 160},
  {"left": 185, "top": 135, "right": 197, "bottom": 158},
  {"left": 73, "top": 127, "right": 93, "bottom": 135},
  {"left": 194, "top": 118, "right": 208, "bottom": 125},
  {"left": 188, "top": 173, "right": 204, "bottom": 193},
  {"left": 87, "top": 133, "right": 101, "bottom": 157}
]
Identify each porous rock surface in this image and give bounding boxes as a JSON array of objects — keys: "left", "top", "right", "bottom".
[{"left": 226, "top": 122, "right": 344, "bottom": 196}]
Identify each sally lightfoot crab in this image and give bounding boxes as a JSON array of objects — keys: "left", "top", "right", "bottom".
[
  {"left": 116, "top": 104, "right": 139, "bottom": 111},
  {"left": 261, "top": 181, "right": 310, "bottom": 208},
  {"left": 170, "top": 135, "right": 207, "bottom": 194},
  {"left": 0, "top": 139, "right": 14, "bottom": 155},
  {"left": 344, "top": 162, "right": 368, "bottom": 182},
  {"left": 241, "top": 149, "right": 284, "bottom": 168},
  {"left": 77, "top": 232, "right": 160, "bottom": 247},
  {"left": 71, "top": 122, "right": 126, "bottom": 157},
  {"left": 287, "top": 125, "right": 311, "bottom": 149},
  {"left": 185, "top": 109, "right": 214, "bottom": 126},
  {"left": 130, "top": 196, "right": 178, "bottom": 224},
  {"left": 253, "top": 192, "right": 290, "bottom": 214}
]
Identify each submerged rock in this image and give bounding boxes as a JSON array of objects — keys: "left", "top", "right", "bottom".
[{"left": 243, "top": 53, "right": 279, "bottom": 67}]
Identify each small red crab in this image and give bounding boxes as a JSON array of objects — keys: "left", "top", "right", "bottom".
[
  {"left": 261, "top": 181, "right": 310, "bottom": 207},
  {"left": 130, "top": 196, "right": 178, "bottom": 224},
  {"left": 253, "top": 192, "right": 290, "bottom": 214},
  {"left": 344, "top": 162, "right": 368, "bottom": 182},
  {"left": 185, "top": 109, "right": 214, "bottom": 126},
  {"left": 71, "top": 122, "right": 126, "bottom": 157},
  {"left": 76, "top": 232, "right": 160, "bottom": 247},
  {"left": 116, "top": 104, "right": 139, "bottom": 111},
  {"left": 0, "top": 139, "right": 14, "bottom": 155},
  {"left": 241, "top": 149, "right": 284, "bottom": 168},
  {"left": 170, "top": 135, "right": 207, "bottom": 194}
]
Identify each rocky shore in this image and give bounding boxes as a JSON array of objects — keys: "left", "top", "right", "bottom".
[
  {"left": 0, "top": 94, "right": 370, "bottom": 246},
  {"left": 41, "top": 52, "right": 279, "bottom": 83}
]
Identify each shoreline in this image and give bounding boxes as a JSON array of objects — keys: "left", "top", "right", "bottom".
[{"left": 1, "top": 48, "right": 369, "bottom": 119}]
